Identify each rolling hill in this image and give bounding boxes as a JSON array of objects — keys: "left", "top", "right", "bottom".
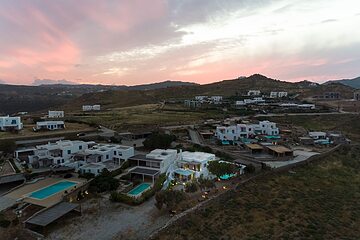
[
  {"left": 324, "top": 76, "right": 360, "bottom": 89},
  {"left": 0, "top": 74, "right": 357, "bottom": 114}
]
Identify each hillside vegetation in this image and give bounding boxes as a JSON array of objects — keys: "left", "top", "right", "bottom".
[
  {"left": 154, "top": 145, "right": 360, "bottom": 240},
  {"left": 62, "top": 74, "right": 356, "bottom": 112}
]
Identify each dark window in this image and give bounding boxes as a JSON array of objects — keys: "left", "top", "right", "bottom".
[
  {"left": 67, "top": 150, "right": 71, "bottom": 154},
  {"left": 79, "top": 146, "right": 82, "bottom": 150}
]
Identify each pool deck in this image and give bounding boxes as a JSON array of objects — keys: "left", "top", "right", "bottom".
[{"left": 4, "top": 177, "right": 86, "bottom": 208}]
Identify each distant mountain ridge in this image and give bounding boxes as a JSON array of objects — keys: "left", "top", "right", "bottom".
[
  {"left": 324, "top": 76, "right": 360, "bottom": 89},
  {"left": 0, "top": 74, "right": 356, "bottom": 114}
]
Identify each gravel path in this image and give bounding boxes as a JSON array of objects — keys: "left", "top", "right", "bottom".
[{"left": 48, "top": 197, "right": 170, "bottom": 240}]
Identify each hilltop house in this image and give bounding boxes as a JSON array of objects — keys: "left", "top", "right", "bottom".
[
  {"left": 36, "top": 121, "right": 65, "bottom": 131},
  {"left": 216, "top": 120, "right": 279, "bottom": 141},
  {"left": 48, "top": 111, "right": 64, "bottom": 118},
  {"left": 270, "top": 91, "right": 288, "bottom": 98},
  {"left": 82, "top": 105, "right": 101, "bottom": 111},
  {"left": 0, "top": 116, "right": 23, "bottom": 131},
  {"left": 247, "top": 90, "right": 261, "bottom": 96},
  {"left": 354, "top": 90, "right": 360, "bottom": 101}
]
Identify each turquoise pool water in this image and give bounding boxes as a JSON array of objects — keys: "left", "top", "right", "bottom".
[
  {"left": 29, "top": 181, "right": 77, "bottom": 200},
  {"left": 128, "top": 183, "right": 151, "bottom": 196},
  {"left": 174, "top": 168, "right": 193, "bottom": 176},
  {"left": 220, "top": 173, "right": 236, "bottom": 180}
]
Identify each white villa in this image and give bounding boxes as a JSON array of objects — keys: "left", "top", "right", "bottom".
[
  {"left": 210, "top": 96, "right": 223, "bottom": 104},
  {"left": 15, "top": 140, "right": 135, "bottom": 173},
  {"left": 309, "top": 132, "right": 327, "bottom": 140},
  {"left": 195, "top": 96, "right": 208, "bottom": 103},
  {"left": 247, "top": 90, "right": 261, "bottom": 96},
  {"left": 36, "top": 121, "right": 65, "bottom": 131},
  {"left": 48, "top": 111, "right": 64, "bottom": 118},
  {"left": 0, "top": 116, "right": 23, "bottom": 131},
  {"left": 127, "top": 149, "right": 178, "bottom": 183},
  {"left": 172, "top": 151, "right": 216, "bottom": 181},
  {"left": 270, "top": 91, "right": 288, "bottom": 98},
  {"left": 82, "top": 105, "right": 101, "bottom": 111},
  {"left": 216, "top": 120, "right": 279, "bottom": 141}
]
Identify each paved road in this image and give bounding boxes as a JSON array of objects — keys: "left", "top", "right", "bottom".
[
  {"left": 188, "top": 129, "right": 203, "bottom": 144},
  {"left": 79, "top": 126, "right": 116, "bottom": 138},
  {"left": 263, "top": 150, "right": 320, "bottom": 168},
  {"left": 254, "top": 111, "right": 358, "bottom": 118}
]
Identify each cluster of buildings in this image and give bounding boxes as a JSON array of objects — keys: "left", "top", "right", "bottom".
[
  {"left": 127, "top": 149, "right": 218, "bottom": 184},
  {"left": 15, "top": 140, "right": 135, "bottom": 175},
  {"left": 184, "top": 96, "right": 223, "bottom": 108},
  {"left": 215, "top": 120, "right": 280, "bottom": 141},
  {"left": 14, "top": 139, "right": 224, "bottom": 183},
  {"left": 247, "top": 90, "right": 289, "bottom": 98},
  {"left": 48, "top": 111, "right": 64, "bottom": 118},
  {"left": 299, "top": 131, "right": 350, "bottom": 145}
]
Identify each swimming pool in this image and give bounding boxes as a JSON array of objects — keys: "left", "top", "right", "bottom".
[
  {"left": 128, "top": 183, "right": 151, "bottom": 197},
  {"left": 29, "top": 181, "right": 77, "bottom": 200},
  {"left": 220, "top": 173, "right": 236, "bottom": 180}
]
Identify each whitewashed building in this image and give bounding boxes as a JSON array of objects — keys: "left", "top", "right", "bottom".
[
  {"left": 354, "top": 90, "right": 360, "bottom": 101},
  {"left": 174, "top": 151, "right": 216, "bottom": 180},
  {"left": 216, "top": 120, "right": 279, "bottom": 141},
  {"left": 247, "top": 90, "right": 261, "bottom": 96},
  {"left": 48, "top": 111, "right": 64, "bottom": 118},
  {"left": 15, "top": 140, "right": 93, "bottom": 168},
  {"left": 0, "top": 116, "right": 23, "bottom": 131},
  {"left": 36, "top": 121, "right": 65, "bottom": 131},
  {"left": 270, "top": 92, "right": 288, "bottom": 98},
  {"left": 79, "top": 163, "right": 106, "bottom": 176},
  {"left": 15, "top": 140, "right": 135, "bottom": 170},
  {"left": 210, "top": 96, "right": 223, "bottom": 104},
  {"left": 194, "top": 96, "right": 208, "bottom": 103},
  {"left": 309, "top": 132, "right": 327, "bottom": 140},
  {"left": 82, "top": 105, "right": 101, "bottom": 111}
]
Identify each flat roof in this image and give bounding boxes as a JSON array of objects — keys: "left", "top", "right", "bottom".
[
  {"left": 246, "top": 143, "right": 264, "bottom": 150},
  {"left": 129, "top": 167, "right": 159, "bottom": 176},
  {"left": 25, "top": 202, "right": 79, "bottom": 227},
  {"left": 0, "top": 173, "right": 25, "bottom": 185},
  {"left": 266, "top": 145, "right": 292, "bottom": 154},
  {"left": 128, "top": 154, "right": 163, "bottom": 162}
]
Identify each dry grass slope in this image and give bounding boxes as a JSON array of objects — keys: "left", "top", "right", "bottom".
[{"left": 153, "top": 145, "right": 360, "bottom": 240}]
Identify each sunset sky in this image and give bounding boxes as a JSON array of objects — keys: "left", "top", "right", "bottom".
[{"left": 0, "top": 0, "right": 359, "bottom": 85}]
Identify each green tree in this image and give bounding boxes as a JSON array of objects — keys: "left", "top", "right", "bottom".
[
  {"left": 143, "top": 133, "right": 176, "bottom": 150},
  {"left": 198, "top": 176, "right": 215, "bottom": 191},
  {"left": 0, "top": 140, "right": 16, "bottom": 153},
  {"left": 155, "top": 190, "right": 187, "bottom": 210},
  {"left": 207, "top": 161, "right": 236, "bottom": 178},
  {"left": 245, "top": 164, "right": 256, "bottom": 174},
  {"left": 185, "top": 181, "right": 198, "bottom": 193}
]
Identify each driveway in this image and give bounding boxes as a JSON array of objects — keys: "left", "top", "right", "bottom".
[
  {"left": 263, "top": 150, "right": 319, "bottom": 168},
  {"left": 48, "top": 197, "right": 170, "bottom": 240}
]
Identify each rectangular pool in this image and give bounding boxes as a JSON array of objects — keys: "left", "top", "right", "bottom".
[
  {"left": 128, "top": 183, "right": 151, "bottom": 196},
  {"left": 29, "top": 181, "right": 77, "bottom": 200}
]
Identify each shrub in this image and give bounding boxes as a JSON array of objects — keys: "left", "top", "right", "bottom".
[
  {"left": 143, "top": 133, "right": 176, "bottom": 150},
  {"left": 207, "top": 161, "right": 237, "bottom": 178},
  {"left": 198, "top": 177, "right": 216, "bottom": 190},
  {"left": 245, "top": 164, "right": 256, "bottom": 174},
  {"left": 78, "top": 172, "right": 95, "bottom": 180},
  {"left": 90, "top": 170, "right": 119, "bottom": 193},
  {"left": 0, "top": 140, "right": 16, "bottom": 154},
  {"left": 185, "top": 181, "right": 198, "bottom": 193},
  {"left": 155, "top": 190, "right": 187, "bottom": 210}
]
